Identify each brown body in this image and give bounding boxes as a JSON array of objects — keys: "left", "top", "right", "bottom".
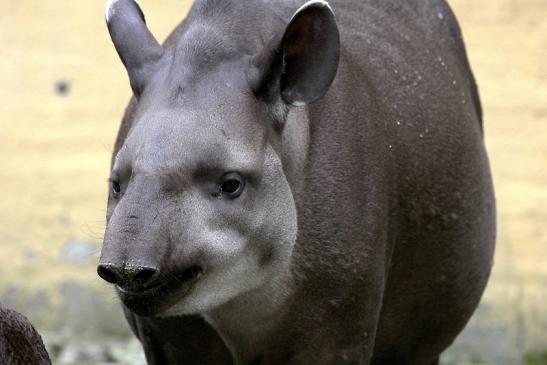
[
  {"left": 98, "top": 0, "right": 496, "bottom": 364},
  {"left": 0, "top": 305, "right": 51, "bottom": 365}
]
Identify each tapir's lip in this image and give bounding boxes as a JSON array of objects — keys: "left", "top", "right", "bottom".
[
  {"left": 116, "top": 266, "right": 202, "bottom": 296},
  {"left": 117, "top": 265, "right": 203, "bottom": 316}
]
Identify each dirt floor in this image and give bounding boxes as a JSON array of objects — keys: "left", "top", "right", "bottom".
[{"left": 0, "top": 0, "right": 545, "bottom": 364}]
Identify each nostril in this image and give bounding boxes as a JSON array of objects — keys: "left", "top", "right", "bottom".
[
  {"left": 132, "top": 266, "right": 158, "bottom": 285},
  {"left": 97, "top": 264, "right": 120, "bottom": 284},
  {"left": 98, "top": 264, "right": 159, "bottom": 290}
]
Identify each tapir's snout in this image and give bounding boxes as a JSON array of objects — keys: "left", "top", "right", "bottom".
[
  {"left": 97, "top": 173, "right": 208, "bottom": 315},
  {"left": 98, "top": 175, "right": 168, "bottom": 290},
  {"left": 97, "top": 262, "right": 160, "bottom": 291},
  {"left": 97, "top": 258, "right": 204, "bottom": 316}
]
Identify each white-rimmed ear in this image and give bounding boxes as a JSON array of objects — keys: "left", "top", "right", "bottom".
[
  {"left": 250, "top": 0, "right": 340, "bottom": 107},
  {"left": 106, "top": 0, "right": 164, "bottom": 97}
]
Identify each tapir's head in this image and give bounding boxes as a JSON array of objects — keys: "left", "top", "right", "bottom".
[{"left": 98, "top": 0, "right": 339, "bottom": 316}]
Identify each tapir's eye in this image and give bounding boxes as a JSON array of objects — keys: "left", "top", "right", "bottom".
[
  {"left": 111, "top": 179, "right": 122, "bottom": 199},
  {"left": 219, "top": 172, "right": 245, "bottom": 199}
]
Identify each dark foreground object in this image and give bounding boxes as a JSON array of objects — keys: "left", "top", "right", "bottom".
[
  {"left": 99, "top": 0, "right": 496, "bottom": 364},
  {"left": 0, "top": 305, "right": 51, "bottom": 365}
]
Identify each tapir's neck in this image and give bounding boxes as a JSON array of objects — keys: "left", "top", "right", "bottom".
[
  {"left": 280, "top": 107, "right": 311, "bottom": 199},
  {"left": 203, "top": 259, "right": 295, "bottom": 365}
]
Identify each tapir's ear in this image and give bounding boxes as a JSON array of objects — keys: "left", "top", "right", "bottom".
[
  {"left": 250, "top": 0, "right": 340, "bottom": 107},
  {"left": 106, "top": 0, "right": 164, "bottom": 96}
]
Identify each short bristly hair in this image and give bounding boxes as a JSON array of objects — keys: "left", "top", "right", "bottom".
[{"left": 0, "top": 305, "right": 51, "bottom": 365}]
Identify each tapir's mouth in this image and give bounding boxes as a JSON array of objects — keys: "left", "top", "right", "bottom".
[{"left": 117, "top": 265, "right": 203, "bottom": 316}]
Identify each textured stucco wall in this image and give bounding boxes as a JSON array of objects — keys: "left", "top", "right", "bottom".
[{"left": 0, "top": 0, "right": 545, "bottom": 363}]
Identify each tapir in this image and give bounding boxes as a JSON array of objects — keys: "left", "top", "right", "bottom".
[{"left": 97, "top": 0, "right": 496, "bottom": 364}]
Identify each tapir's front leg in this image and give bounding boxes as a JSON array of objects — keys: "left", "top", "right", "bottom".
[{"left": 124, "top": 308, "right": 233, "bottom": 365}]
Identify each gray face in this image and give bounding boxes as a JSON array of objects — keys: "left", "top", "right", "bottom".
[
  {"left": 100, "top": 60, "right": 298, "bottom": 316},
  {"left": 98, "top": 0, "right": 339, "bottom": 317}
]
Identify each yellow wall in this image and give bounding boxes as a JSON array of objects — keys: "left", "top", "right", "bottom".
[{"left": 0, "top": 0, "right": 545, "bottom": 363}]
